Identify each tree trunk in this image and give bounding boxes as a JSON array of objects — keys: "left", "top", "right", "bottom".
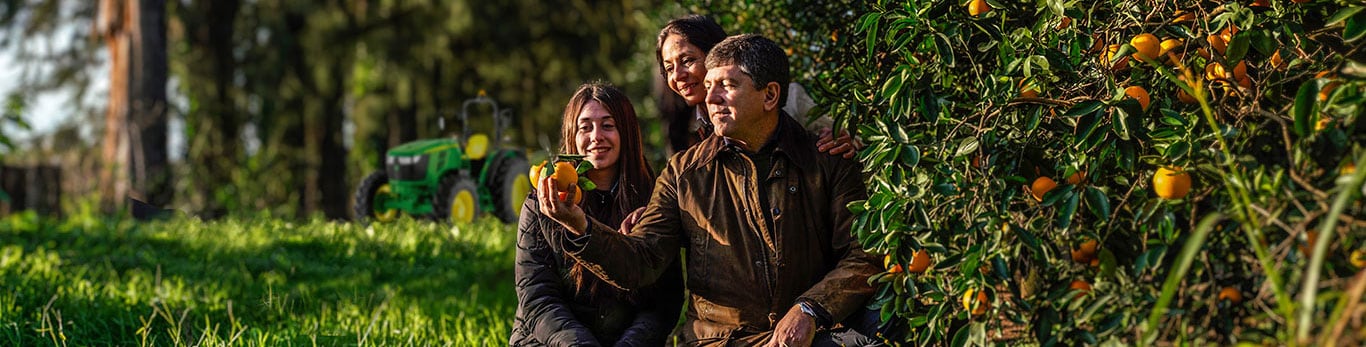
[
  {"left": 99, "top": 0, "right": 170, "bottom": 213},
  {"left": 128, "top": 0, "right": 170, "bottom": 208},
  {"left": 97, "top": 0, "right": 131, "bottom": 213}
]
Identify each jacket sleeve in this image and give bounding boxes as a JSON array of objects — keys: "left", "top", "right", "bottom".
[
  {"left": 514, "top": 198, "right": 602, "bottom": 347},
  {"left": 797, "top": 157, "right": 879, "bottom": 324},
  {"left": 564, "top": 158, "right": 686, "bottom": 291},
  {"left": 612, "top": 255, "right": 685, "bottom": 347}
]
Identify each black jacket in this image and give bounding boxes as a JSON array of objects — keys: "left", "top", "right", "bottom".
[{"left": 510, "top": 191, "right": 684, "bottom": 347}]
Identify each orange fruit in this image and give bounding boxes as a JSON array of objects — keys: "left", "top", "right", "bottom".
[
  {"left": 1067, "top": 170, "right": 1086, "bottom": 185},
  {"left": 553, "top": 161, "right": 578, "bottom": 191},
  {"left": 1020, "top": 79, "right": 1039, "bottom": 98},
  {"left": 1159, "top": 39, "right": 1184, "bottom": 65},
  {"left": 1251, "top": 0, "right": 1271, "bottom": 8},
  {"left": 1206, "top": 63, "right": 1230, "bottom": 83},
  {"left": 1292, "top": 0, "right": 1311, "bottom": 3},
  {"left": 1316, "top": 117, "right": 1332, "bottom": 131},
  {"left": 1342, "top": 162, "right": 1357, "bottom": 176},
  {"left": 529, "top": 161, "right": 547, "bottom": 189},
  {"left": 1269, "top": 50, "right": 1288, "bottom": 70},
  {"left": 1057, "top": 17, "right": 1072, "bottom": 30},
  {"left": 1351, "top": 250, "right": 1366, "bottom": 268},
  {"left": 1124, "top": 86, "right": 1152, "bottom": 111},
  {"left": 1207, "top": 34, "right": 1228, "bottom": 55},
  {"left": 967, "top": 0, "right": 990, "bottom": 17},
  {"left": 1218, "top": 287, "right": 1243, "bottom": 304},
  {"left": 1071, "top": 239, "right": 1099, "bottom": 263},
  {"left": 1130, "top": 33, "right": 1161, "bottom": 61},
  {"left": 555, "top": 186, "right": 584, "bottom": 205},
  {"left": 1031, "top": 176, "right": 1058, "bottom": 202},
  {"left": 907, "top": 249, "right": 933, "bottom": 273},
  {"left": 1172, "top": 11, "right": 1195, "bottom": 23},
  {"left": 885, "top": 254, "right": 903, "bottom": 273},
  {"left": 1069, "top": 280, "right": 1092, "bottom": 299},
  {"left": 1232, "top": 61, "right": 1249, "bottom": 81},
  {"left": 1153, "top": 166, "right": 1192, "bottom": 200},
  {"left": 962, "top": 288, "right": 990, "bottom": 316}
]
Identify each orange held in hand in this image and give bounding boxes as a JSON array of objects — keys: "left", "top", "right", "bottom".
[
  {"left": 530, "top": 161, "right": 547, "bottom": 189},
  {"left": 556, "top": 186, "right": 583, "bottom": 205},
  {"left": 553, "top": 161, "right": 578, "bottom": 191}
]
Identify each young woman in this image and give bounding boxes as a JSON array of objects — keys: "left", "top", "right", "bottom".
[
  {"left": 510, "top": 82, "right": 682, "bottom": 346},
  {"left": 656, "top": 14, "right": 861, "bottom": 157}
]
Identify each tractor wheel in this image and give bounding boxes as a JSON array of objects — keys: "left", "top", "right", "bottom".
[
  {"left": 354, "top": 171, "right": 399, "bottom": 223},
  {"left": 489, "top": 155, "right": 531, "bottom": 223},
  {"left": 434, "top": 173, "right": 481, "bottom": 224}
]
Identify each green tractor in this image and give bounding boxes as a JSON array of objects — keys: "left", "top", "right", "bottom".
[{"left": 353, "top": 94, "right": 531, "bottom": 224}]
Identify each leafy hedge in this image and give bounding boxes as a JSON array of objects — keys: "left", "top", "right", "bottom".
[{"left": 696, "top": 0, "right": 1365, "bottom": 345}]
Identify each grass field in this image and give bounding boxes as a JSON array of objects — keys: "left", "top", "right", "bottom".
[{"left": 0, "top": 211, "right": 517, "bottom": 346}]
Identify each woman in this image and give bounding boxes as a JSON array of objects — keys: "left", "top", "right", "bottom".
[
  {"left": 510, "top": 82, "right": 682, "bottom": 347},
  {"left": 656, "top": 14, "right": 861, "bottom": 157}
]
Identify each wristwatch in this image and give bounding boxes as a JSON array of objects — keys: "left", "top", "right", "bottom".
[{"left": 796, "top": 299, "right": 830, "bottom": 329}]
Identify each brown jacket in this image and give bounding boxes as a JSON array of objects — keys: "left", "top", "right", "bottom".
[{"left": 566, "top": 114, "right": 878, "bottom": 345}]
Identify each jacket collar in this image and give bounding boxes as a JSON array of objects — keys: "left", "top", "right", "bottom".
[{"left": 696, "top": 111, "right": 816, "bottom": 173}]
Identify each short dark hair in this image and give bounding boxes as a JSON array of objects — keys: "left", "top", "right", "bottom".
[
  {"left": 705, "top": 34, "right": 790, "bottom": 108},
  {"left": 655, "top": 15, "right": 727, "bottom": 76}
]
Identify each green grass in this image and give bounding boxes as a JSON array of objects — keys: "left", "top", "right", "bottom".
[{"left": 0, "top": 211, "right": 516, "bottom": 346}]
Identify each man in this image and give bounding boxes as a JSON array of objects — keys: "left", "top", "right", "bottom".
[{"left": 536, "top": 34, "right": 879, "bottom": 346}]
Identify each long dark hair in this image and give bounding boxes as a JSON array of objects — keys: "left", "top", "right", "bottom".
[{"left": 558, "top": 81, "right": 655, "bottom": 300}]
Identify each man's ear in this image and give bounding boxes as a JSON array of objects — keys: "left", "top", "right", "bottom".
[{"left": 763, "top": 81, "right": 781, "bottom": 112}]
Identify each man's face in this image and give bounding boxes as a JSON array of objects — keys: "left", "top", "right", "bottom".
[{"left": 704, "top": 65, "right": 773, "bottom": 139}]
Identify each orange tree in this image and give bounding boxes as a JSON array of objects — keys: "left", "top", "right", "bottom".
[{"left": 689, "top": 0, "right": 1366, "bottom": 345}]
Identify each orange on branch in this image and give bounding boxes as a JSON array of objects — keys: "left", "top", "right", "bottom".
[
  {"left": 1124, "top": 86, "right": 1151, "bottom": 111},
  {"left": 967, "top": 0, "right": 990, "bottom": 17},
  {"left": 1153, "top": 166, "right": 1192, "bottom": 200},
  {"left": 1072, "top": 239, "right": 1099, "bottom": 263},
  {"left": 1130, "top": 33, "right": 1161, "bottom": 61},
  {"left": 1067, "top": 170, "right": 1086, "bottom": 185},
  {"left": 907, "top": 249, "right": 932, "bottom": 274},
  {"left": 1218, "top": 287, "right": 1243, "bottom": 304},
  {"left": 1069, "top": 280, "right": 1092, "bottom": 299},
  {"left": 962, "top": 288, "right": 990, "bottom": 316},
  {"left": 1031, "top": 177, "right": 1058, "bottom": 202}
]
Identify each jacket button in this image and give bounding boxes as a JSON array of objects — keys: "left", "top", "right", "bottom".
[
  {"left": 768, "top": 312, "right": 779, "bottom": 326},
  {"left": 754, "top": 260, "right": 763, "bottom": 268},
  {"left": 788, "top": 186, "right": 797, "bottom": 193},
  {"left": 771, "top": 207, "right": 780, "bottom": 216},
  {"left": 775, "top": 170, "right": 782, "bottom": 176}
]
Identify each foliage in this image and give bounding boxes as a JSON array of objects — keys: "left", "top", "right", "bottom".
[
  {"left": 840, "top": 0, "right": 1363, "bottom": 345},
  {"left": 0, "top": 212, "right": 517, "bottom": 345},
  {"left": 696, "top": 0, "right": 1365, "bottom": 345}
]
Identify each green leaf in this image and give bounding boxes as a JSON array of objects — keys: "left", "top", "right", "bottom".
[
  {"left": 1055, "top": 191, "right": 1079, "bottom": 228},
  {"left": 934, "top": 33, "right": 955, "bottom": 67},
  {"left": 950, "top": 325, "right": 970, "bottom": 347},
  {"left": 1292, "top": 80, "right": 1320, "bottom": 137},
  {"left": 1085, "top": 187, "right": 1111, "bottom": 221},
  {"left": 901, "top": 144, "right": 921, "bottom": 167},
  {"left": 578, "top": 177, "right": 597, "bottom": 191},
  {"left": 1249, "top": 30, "right": 1276, "bottom": 56},
  {"left": 1346, "top": 13, "right": 1366, "bottom": 42},
  {"left": 1326, "top": 6, "right": 1365, "bottom": 27},
  {"left": 1225, "top": 31, "right": 1250, "bottom": 63},
  {"left": 1164, "top": 141, "right": 1190, "bottom": 161},
  {"left": 1063, "top": 100, "right": 1104, "bottom": 118},
  {"left": 576, "top": 160, "right": 594, "bottom": 174},
  {"left": 881, "top": 73, "right": 904, "bottom": 100},
  {"left": 953, "top": 137, "right": 979, "bottom": 158},
  {"left": 1073, "top": 111, "right": 1102, "bottom": 147}
]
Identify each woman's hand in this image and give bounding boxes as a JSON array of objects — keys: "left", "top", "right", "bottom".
[
  {"left": 815, "top": 127, "right": 861, "bottom": 159},
  {"left": 536, "top": 175, "right": 588, "bottom": 235},
  {"left": 618, "top": 207, "right": 647, "bottom": 235}
]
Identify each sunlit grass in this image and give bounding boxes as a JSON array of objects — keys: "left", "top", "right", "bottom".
[{"left": 0, "top": 211, "right": 515, "bottom": 346}]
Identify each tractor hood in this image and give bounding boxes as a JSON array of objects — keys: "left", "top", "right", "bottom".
[{"left": 387, "top": 138, "right": 460, "bottom": 157}]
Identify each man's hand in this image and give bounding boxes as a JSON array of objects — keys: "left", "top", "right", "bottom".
[
  {"left": 618, "top": 207, "right": 646, "bottom": 235},
  {"left": 765, "top": 304, "right": 817, "bottom": 347},
  {"left": 536, "top": 176, "right": 587, "bottom": 235},
  {"left": 815, "top": 127, "right": 861, "bottom": 159}
]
